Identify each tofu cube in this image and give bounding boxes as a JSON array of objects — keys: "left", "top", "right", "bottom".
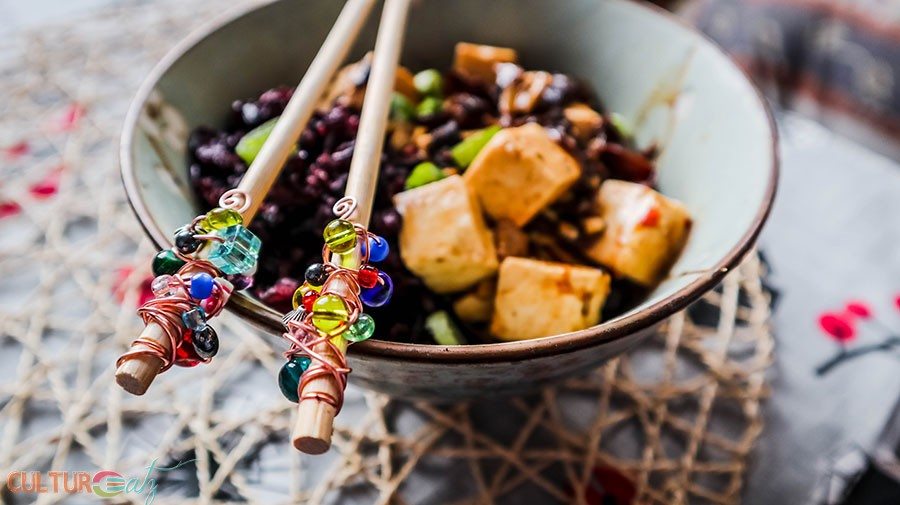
[
  {"left": 564, "top": 103, "right": 603, "bottom": 140},
  {"left": 453, "top": 279, "right": 496, "bottom": 323},
  {"left": 491, "top": 257, "right": 611, "bottom": 341},
  {"left": 319, "top": 54, "right": 418, "bottom": 110},
  {"left": 394, "top": 175, "right": 498, "bottom": 293},
  {"left": 453, "top": 42, "right": 518, "bottom": 83},
  {"left": 464, "top": 123, "right": 581, "bottom": 226},
  {"left": 585, "top": 180, "right": 692, "bottom": 285}
]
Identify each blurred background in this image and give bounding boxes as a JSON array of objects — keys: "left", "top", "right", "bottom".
[{"left": 0, "top": 0, "right": 898, "bottom": 504}]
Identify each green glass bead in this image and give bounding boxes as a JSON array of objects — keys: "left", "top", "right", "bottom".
[
  {"left": 201, "top": 208, "right": 243, "bottom": 231},
  {"left": 323, "top": 219, "right": 357, "bottom": 254},
  {"left": 344, "top": 313, "right": 375, "bottom": 343},
  {"left": 311, "top": 294, "right": 349, "bottom": 336},
  {"left": 152, "top": 249, "right": 185, "bottom": 276},
  {"left": 278, "top": 355, "right": 312, "bottom": 403}
]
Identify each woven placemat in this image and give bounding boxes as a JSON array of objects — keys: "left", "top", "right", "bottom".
[{"left": 0, "top": 2, "right": 774, "bottom": 503}]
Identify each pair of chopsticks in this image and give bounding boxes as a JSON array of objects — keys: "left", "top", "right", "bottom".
[{"left": 115, "top": 0, "right": 412, "bottom": 454}]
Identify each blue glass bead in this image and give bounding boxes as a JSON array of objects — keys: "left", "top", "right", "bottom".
[
  {"left": 366, "top": 235, "right": 390, "bottom": 263},
  {"left": 278, "top": 356, "right": 312, "bottom": 403},
  {"left": 360, "top": 271, "right": 393, "bottom": 307},
  {"left": 181, "top": 307, "right": 207, "bottom": 330},
  {"left": 207, "top": 225, "right": 261, "bottom": 275},
  {"left": 189, "top": 272, "right": 215, "bottom": 299}
]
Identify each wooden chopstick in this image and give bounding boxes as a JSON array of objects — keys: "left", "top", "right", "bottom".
[
  {"left": 292, "top": 0, "right": 413, "bottom": 454},
  {"left": 237, "top": 0, "right": 379, "bottom": 223},
  {"left": 115, "top": 0, "right": 378, "bottom": 396}
]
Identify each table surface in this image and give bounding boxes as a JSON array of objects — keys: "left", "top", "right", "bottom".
[{"left": 1, "top": 1, "right": 899, "bottom": 504}]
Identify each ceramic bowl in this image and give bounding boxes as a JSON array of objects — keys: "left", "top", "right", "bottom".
[{"left": 122, "top": 0, "right": 777, "bottom": 400}]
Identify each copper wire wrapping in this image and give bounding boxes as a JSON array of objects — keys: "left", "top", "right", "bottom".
[
  {"left": 218, "top": 189, "right": 251, "bottom": 215},
  {"left": 116, "top": 258, "right": 230, "bottom": 371},
  {"left": 280, "top": 196, "right": 378, "bottom": 413}
]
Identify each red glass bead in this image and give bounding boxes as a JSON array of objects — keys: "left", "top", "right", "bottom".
[
  {"left": 302, "top": 291, "right": 318, "bottom": 312},
  {"left": 358, "top": 266, "right": 379, "bottom": 289},
  {"left": 174, "top": 330, "right": 202, "bottom": 367}
]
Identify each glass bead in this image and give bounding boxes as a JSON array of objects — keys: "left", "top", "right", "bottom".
[
  {"left": 201, "top": 208, "right": 243, "bottom": 231},
  {"left": 292, "top": 283, "right": 320, "bottom": 310},
  {"left": 174, "top": 330, "right": 202, "bottom": 367},
  {"left": 357, "top": 266, "right": 379, "bottom": 289},
  {"left": 181, "top": 307, "right": 207, "bottom": 330},
  {"left": 225, "top": 273, "right": 254, "bottom": 291},
  {"left": 311, "top": 294, "right": 349, "bottom": 335},
  {"left": 304, "top": 263, "right": 329, "bottom": 287},
  {"left": 191, "top": 325, "right": 219, "bottom": 360},
  {"left": 151, "top": 275, "right": 175, "bottom": 297},
  {"left": 323, "top": 219, "right": 357, "bottom": 254},
  {"left": 152, "top": 249, "right": 185, "bottom": 276},
  {"left": 189, "top": 272, "right": 215, "bottom": 299},
  {"left": 365, "top": 235, "right": 390, "bottom": 262},
  {"left": 174, "top": 227, "right": 201, "bottom": 254},
  {"left": 302, "top": 291, "right": 318, "bottom": 312},
  {"left": 207, "top": 225, "right": 261, "bottom": 275},
  {"left": 361, "top": 271, "right": 393, "bottom": 307},
  {"left": 278, "top": 355, "right": 312, "bottom": 403},
  {"left": 344, "top": 313, "right": 375, "bottom": 343}
]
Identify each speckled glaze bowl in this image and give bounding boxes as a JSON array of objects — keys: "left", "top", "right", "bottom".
[{"left": 122, "top": 0, "right": 777, "bottom": 400}]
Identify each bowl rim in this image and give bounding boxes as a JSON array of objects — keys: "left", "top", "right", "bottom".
[{"left": 121, "top": 0, "right": 778, "bottom": 365}]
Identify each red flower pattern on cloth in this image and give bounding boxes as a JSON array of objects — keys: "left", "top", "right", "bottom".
[
  {"left": 50, "top": 103, "right": 86, "bottom": 132},
  {"left": 815, "top": 295, "right": 900, "bottom": 375},
  {"left": 3, "top": 141, "right": 29, "bottom": 160},
  {"left": 844, "top": 301, "right": 872, "bottom": 319},
  {"left": 29, "top": 166, "right": 63, "bottom": 199},
  {"left": 112, "top": 267, "right": 154, "bottom": 307},
  {"left": 0, "top": 201, "right": 22, "bottom": 219},
  {"left": 818, "top": 313, "right": 856, "bottom": 344}
]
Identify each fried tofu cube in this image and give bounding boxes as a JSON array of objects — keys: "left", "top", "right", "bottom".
[
  {"left": 564, "top": 103, "right": 603, "bottom": 140},
  {"left": 491, "top": 257, "right": 611, "bottom": 341},
  {"left": 464, "top": 123, "right": 581, "bottom": 226},
  {"left": 453, "top": 280, "right": 496, "bottom": 323},
  {"left": 585, "top": 180, "right": 692, "bottom": 285},
  {"left": 394, "top": 175, "right": 498, "bottom": 293},
  {"left": 453, "top": 42, "right": 518, "bottom": 83}
]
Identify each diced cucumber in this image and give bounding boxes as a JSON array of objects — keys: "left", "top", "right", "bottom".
[
  {"left": 413, "top": 69, "right": 443, "bottom": 97},
  {"left": 416, "top": 96, "right": 443, "bottom": 118},
  {"left": 450, "top": 125, "right": 501, "bottom": 168},
  {"left": 390, "top": 93, "right": 416, "bottom": 122},
  {"left": 235, "top": 117, "right": 279, "bottom": 164},
  {"left": 609, "top": 112, "right": 633, "bottom": 139},
  {"left": 425, "top": 311, "right": 466, "bottom": 346},
  {"left": 404, "top": 161, "right": 445, "bottom": 190}
]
